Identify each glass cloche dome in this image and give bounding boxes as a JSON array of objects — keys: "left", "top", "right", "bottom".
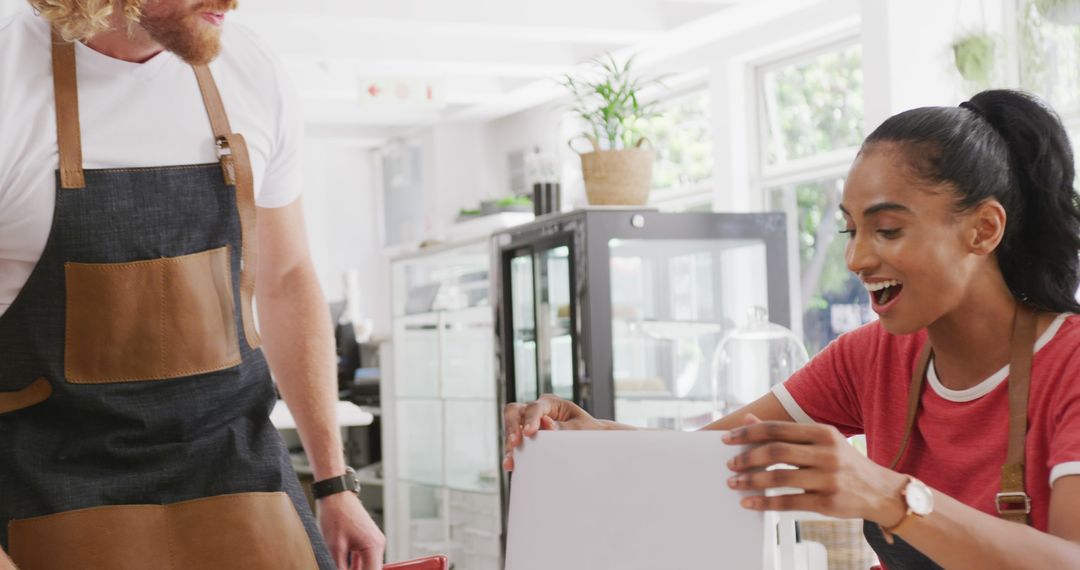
[{"left": 711, "top": 306, "right": 809, "bottom": 416}]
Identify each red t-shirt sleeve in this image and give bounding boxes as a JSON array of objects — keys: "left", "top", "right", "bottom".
[
  {"left": 1048, "top": 364, "right": 1080, "bottom": 485},
  {"left": 772, "top": 324, "right": 877, "bottom": 437}
]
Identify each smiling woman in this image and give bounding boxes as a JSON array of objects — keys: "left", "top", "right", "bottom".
[{"left": 504, "top": 89, "right": 1080, "bottom": 569}]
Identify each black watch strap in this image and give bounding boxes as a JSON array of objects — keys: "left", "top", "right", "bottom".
[{"left": 312, "top": 466, "right": 361, "bottom": 499}]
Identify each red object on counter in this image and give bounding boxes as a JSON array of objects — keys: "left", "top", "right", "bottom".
[{"left": 385, "top": 555, "right": 449, "bottom": 570}]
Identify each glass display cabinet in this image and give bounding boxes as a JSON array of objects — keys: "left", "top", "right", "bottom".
[
  {"left": 388, "top": 238, "right": 503, "bottom": 570},
  {"left": 492, "top": 210, "right": 792, "bottom": 433}
]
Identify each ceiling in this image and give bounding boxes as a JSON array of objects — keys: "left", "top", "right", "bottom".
[
  {"left": 229, "top": 0, "right": 766, "bottom": 132},
  {"left": 0, "top": 0, "right": 828, "bottom": 137}
]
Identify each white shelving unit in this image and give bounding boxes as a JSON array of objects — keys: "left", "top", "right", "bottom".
[{"left": 385, "top": 236, "right": 506, "bottom": 570}]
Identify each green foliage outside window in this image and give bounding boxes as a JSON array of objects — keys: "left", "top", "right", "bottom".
[
  {"left": 641, "top": 90, "right": 715, "bottom": 193},
  {"left": 761, "top": 43, "right": 870, "bottom": 354},
  {"left": 770, "top": 180, "right": 869, "bottom": 355},
  {"left": 1019, "top": 0, "right": 1080, "bottom": 114},
  {"left": 761, "top": 43, "right": 864, "bottom": 167}
]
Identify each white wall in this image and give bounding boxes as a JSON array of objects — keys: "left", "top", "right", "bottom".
[
  {"left": 301, "top": 138, "right": 390, "bottom": 335},
  {"left": 429, "top": 121, "right": 500, "bottom": 238},
  {"left": 860, "top": 0, "right": 1009, "bottom": 133}
]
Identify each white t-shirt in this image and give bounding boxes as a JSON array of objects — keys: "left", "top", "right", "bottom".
[{"left": 0, "top": 8, "right": 304, "bottom": 317}]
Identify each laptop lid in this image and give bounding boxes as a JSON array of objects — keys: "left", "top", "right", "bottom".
[{"left": 505, "top": 431, "right": 765, "bottom": 570}]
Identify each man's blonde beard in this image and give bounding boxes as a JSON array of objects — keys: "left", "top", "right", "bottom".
[{"left": 138, "top": 0, "right": 237, "bottom": 65}]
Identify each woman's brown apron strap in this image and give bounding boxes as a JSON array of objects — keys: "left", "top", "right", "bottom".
[
  {"left": 888, "top": 342, "right": 932, "bottom": 471},
  {"left": 999, "top": 307, "right": 1036, "bottom": 524},
  {"left": 890, "top": 306, "right": 1036, "bottom": 525}
]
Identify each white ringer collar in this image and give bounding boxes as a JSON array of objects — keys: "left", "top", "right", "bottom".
[{"left": 928, "top": 313, "right": 1070, "bottom": 402}]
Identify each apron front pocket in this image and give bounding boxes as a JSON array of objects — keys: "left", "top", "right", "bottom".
[
  {"left": 8, "top": 492, "right": 319, "bottom": 570},
  {"left": 64, "top": 246, "right": 241, "bottom": 383}
]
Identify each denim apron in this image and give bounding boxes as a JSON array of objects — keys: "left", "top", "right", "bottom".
[
  {"left": 0, "top": 32, "right": 334, "bottom": 570},
  {"left": 862, "top": 307, "right": 1036, "bottom": 569}
]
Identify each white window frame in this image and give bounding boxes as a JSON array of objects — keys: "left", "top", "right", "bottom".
[
  {"left": 639, "top": 72, "right": 716, "bottom": 212},
  {"left": 1010, "top": 0, "right": 1080, "bottom": 117},
  {"left": 1007, "top": 0, "right": 1080, "bottom": 176},
  {"left": 747, "top": 33, "right": 865, "bottom": 345},
  {"left": 751, "top": 36, "right": 863, "bottom": 190}
]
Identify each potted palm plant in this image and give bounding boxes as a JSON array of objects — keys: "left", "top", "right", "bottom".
[{"left": 564, "top": 55, "right": 665, "bottom": 206}]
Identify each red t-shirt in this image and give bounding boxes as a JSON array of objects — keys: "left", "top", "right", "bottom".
[{"left": 773, "top": 313, "right": 1080, "bottom": 530}]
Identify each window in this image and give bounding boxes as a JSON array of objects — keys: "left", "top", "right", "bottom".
[
  {"left": 767, "top": 178, "right": 874, "bottom": 355},
  {"left": 754, "top": 39, "right": 870, "bottom": 354},
  {"left": 378, "top": 142, "right": 425, "bottom": 247},
  {"left": 646, "top": 89, "right": 714, "bottom": 193},
  {"left": 643, "top": 88, "right": 714, "bottom": 211},
  {"left": 758, "top": 42, "right": 864, "bottom": 174},
  {"left": 1019, "top": 0, "right": 1080, "bottom": 116}
]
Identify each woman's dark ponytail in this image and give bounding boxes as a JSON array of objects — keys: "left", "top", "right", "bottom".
[{"left": 865, "top": 89, "right": 1080, "bottom": 313}]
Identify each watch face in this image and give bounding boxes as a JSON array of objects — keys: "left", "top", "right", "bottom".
[{"left": 906, "top": 480, "right": 934, "bottom": 516}]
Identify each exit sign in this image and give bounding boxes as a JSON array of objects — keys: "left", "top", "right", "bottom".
[{"left": 359, "top": 78, "right": 445, "bottom": 107}]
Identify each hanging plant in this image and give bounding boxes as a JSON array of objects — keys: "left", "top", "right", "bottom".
[
  {"left": 952, "top": 33, "right": 998, "bottom": 86},
  {"left": 1034, "top": 0, "right": 1080, "bottom": 25}
]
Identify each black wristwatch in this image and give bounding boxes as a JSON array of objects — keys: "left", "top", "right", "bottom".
[{"left": 312, "top": 466, "right": 361, "bottom": 500}]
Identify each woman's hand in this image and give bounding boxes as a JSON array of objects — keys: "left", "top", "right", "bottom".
[
  {"left": 724, "top": 415, "right": 908, "bottom": 525},
  {"left": 502, "top": 394, "right": 606, "bottom": 471}
]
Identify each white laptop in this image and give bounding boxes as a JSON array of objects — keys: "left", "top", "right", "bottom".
[{"left": 505, "top": 431, "right": 766, "bottom": 570}]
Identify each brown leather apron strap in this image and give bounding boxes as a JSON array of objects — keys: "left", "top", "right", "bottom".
[
  {"left": 889, "top": 342, "right": 932, "bottom": 470},
  {"left": 191, "top": 65, "right": 260, "bottom": 349},
  {"left": 191, "top": 66, "right": 261, "bottom": 349},
  {"left": 890, "top": 305, "right": 1036, "bottom": 525},
  {"left": 192, "top": 65, "right": 233, "bottom": 138},
  {"left": 0, "top": 377, "right": 53, "bottom": 415},
  {"left": 50, "top": 30, "right": 85, "bottom": 189},
  {"left": 222, "top": 132, "right": 261, "bottom": 349},
  {"left": 999, "top": 306, "right": 1036, "bottom": 524}
]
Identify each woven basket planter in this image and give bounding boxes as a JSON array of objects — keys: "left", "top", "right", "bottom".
[{"left": 575, "top": 137, "right": 655, "bottom": 206}]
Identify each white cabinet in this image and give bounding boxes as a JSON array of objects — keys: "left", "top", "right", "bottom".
[{"left": 386, "top": 238, "right": 503, "bottom": 570}]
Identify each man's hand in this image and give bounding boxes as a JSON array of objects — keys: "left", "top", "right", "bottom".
[{"left": 318, "top": 493, "right": 385, "bottom": 570}]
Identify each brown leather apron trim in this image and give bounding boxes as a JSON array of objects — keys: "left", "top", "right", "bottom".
[
  {"left": 0, "top": 377, "right": 52, "bottom": 414},
  {"left": 192, "top": 67, "right": 261, "bottom": 350},
  {"left": 191, "top": 65, "right": 233, "bottom": 137},
  {"left": 49, "top": 30, "right": 85, "bottom": 189},
  {"left": 64, "top": 246, "right": 241, "bottom": 383},
  {"left": 8, "top": 492, "right": 319, "bottom": 570},
  {"left": 888, "top": 342, "right": 932, "bottom": 471},
  {"left": 1000, "top": 307, "right": 1036, "bottom": 524},
  {"left": 889, "top": 305, "right": 1037, "bottom": 525}
]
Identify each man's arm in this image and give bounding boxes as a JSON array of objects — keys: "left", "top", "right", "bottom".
[
  {"left": 1, "top": 548, "right": 16, "bottom": 570},
  {"left": 255, "top": 199, "right": 343, "bottom": 484},
  {"left": 255, "top": 198, "right": 385, "bottom": 569}
]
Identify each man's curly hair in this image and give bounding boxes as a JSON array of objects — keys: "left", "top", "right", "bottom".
[{"left": 26, "top": 0, "right": 144, "bottom": 41}]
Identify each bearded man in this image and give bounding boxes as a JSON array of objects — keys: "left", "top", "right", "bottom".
[{"left": 0, "top": 1, "right": 384, "bottom": 568}]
